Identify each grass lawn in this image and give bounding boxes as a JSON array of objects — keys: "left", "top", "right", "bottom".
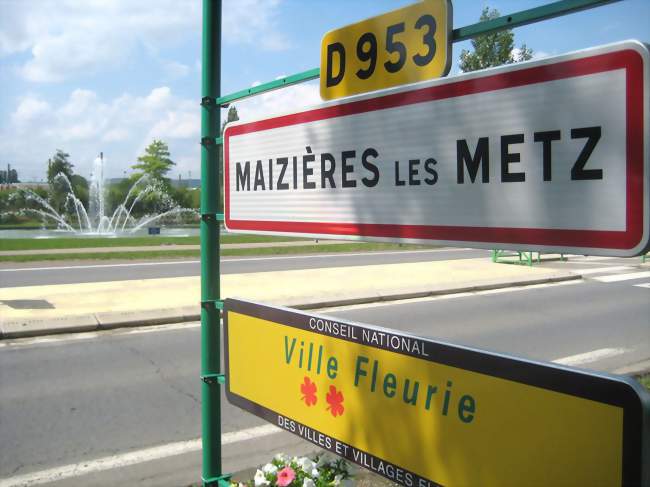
[
  {"left": 0, "top": 222, "right": 57, "bottom": 230},
  {"left": 0, "top": 242, "right": 428, "bottom": 262},
  {"left": 0, "top": 234, "right": 308, "bottom": 251}
]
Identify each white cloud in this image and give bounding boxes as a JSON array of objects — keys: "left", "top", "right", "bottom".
[
  {"left": 532, "top": 50, "right": 552, "bottom": 60},
  {"left": 163, "top": 60, "right": 190, "bottom": 80},
  {"left": 60, "top": 89, "right": 99, "bottom": 118},
  {"left": 1, "top": 86, "right": 200, "bottom": 179},
  {"left": 1, "top": 0, "right": 288, "bottom": 82},
  {"left": 1, "top": 78, "right": 319, "bottom": 181},
  {"left": 3, "top": 80, "right": 317, "bottom": 183},
  {"left": 0, "top": 0, "right": 296, "bottom": 181},
  {"left": 4, "top": 0, "right": 200, "bottom": 82},
  {"left": 103, "top": 128, "right": 129, "bottom": 142},
  {"left": 21, "top": 29, "right": 130, "bottom": 82},
  {"left": 148, "top": 102, "right": 199, "bottom": 139},
  {"left": 510, "top": 47, "right": 553, "bottom": 63},
  {"left": 235, "top": 80, "right": 321, "bottom": 122},
  {"left": 11, "top": 96, "right": 51, "bottom": 125},
  {"left": 223, "top": 0, "right": 289, "bottom": 51},
  {"left": 0, "top": 1, "right": 34, "bottom": 55}
]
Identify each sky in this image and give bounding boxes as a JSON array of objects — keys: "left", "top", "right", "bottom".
[{"left": 0, "top": 0, "right": 649, "bottom": 182}]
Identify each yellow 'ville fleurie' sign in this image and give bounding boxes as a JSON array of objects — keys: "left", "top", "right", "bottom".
[{"left": 224, "top": 299, "right": 649, "bottom": 487}]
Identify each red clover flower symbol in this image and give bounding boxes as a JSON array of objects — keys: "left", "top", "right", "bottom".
[
  {"left": 326, "top": 385, "right": 344, "bottom": 417},
  {"left": 301, "top": 376, "right": 317, "bottom": 406}
]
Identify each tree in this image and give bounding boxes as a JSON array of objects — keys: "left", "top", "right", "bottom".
[
  {"left": 221, "top": 105, "right": 239, "bottom": 134},
  {"left": 70, "top": 174, "right": 89, "bottom": 209},
  {"left": 0, "top": 168, "right": 19, "bottom": 183},
  {"left": 47, "top": 149, "right": 74, "bottom": 184},
  {"left": 132, "top": 139, "right": 175, "bottom": 181},
  {"left": 459, "top": 7, "right": 533, "bottom": 73},
  {"left": 46, "top": 149, "right": 80, "bottom": 213},
  {"left": 44, "top": 150, "right": 88, "bottom": 213}
]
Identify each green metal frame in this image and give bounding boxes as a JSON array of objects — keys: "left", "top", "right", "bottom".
[
  {"left": 491, "top": 249, "right": 567, "bottom": 267},
  {"left": 492, "top": 249, "right": 538, "bottom": 267},
  {"left": 199, "top": 0, "right": 622, "bottom": 483},
  {"left": 215, "top": 0, "right": 621, "bottom": 106}
]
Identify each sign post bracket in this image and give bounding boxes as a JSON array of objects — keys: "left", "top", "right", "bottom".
[{"left": 201, "top": 373, "right": 226, "bottom": 385}]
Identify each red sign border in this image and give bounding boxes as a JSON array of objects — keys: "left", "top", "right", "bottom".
[{"left": 224, "top": 44, "right": 647, "bottom": 254}]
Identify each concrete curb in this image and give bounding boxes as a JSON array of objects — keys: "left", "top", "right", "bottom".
[
  {"left": 1, "top": 314, "right": 99, "bottom": 339},
  {"left": 288, "top": 274, "right": 581, "bottom": 310},
  {"left": 95, "top": 306, "right": 201, "bottom": 330},
  {"left": 0, "top": 273, "right": 581, "bottom": 340}
]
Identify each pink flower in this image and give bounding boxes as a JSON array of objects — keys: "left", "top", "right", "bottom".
[{"left": 276, "top": 466, "right": 296, "bottom": 486}]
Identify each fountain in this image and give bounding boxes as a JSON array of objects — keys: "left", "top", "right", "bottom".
[
  {"left": 89, "top": 152, "right": 107, "bottom": 230},
  {"left": 3, "top": 153, "right": 198, "bottom": 237}
]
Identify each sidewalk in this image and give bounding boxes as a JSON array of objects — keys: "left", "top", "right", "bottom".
[{"left": 0, "top": 257, "right": 579, "bottom": 339}]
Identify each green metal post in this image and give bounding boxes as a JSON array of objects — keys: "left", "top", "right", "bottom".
[{"left": 200, "top": 1, "right": 226, "bottom": 485}]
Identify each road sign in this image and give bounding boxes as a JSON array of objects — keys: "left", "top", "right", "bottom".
[
  {"left": 224, "top": 41, "right": 650, "bottom": 257},
  {"left": 224, "top": 299, "right": 649, "bottom": 487},
  {"left": 320, "top": 0, "right": 452, "bottom": 101}
]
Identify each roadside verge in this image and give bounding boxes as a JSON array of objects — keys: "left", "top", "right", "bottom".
[{"left": 0, "top": 258, "right": 580, "bottom": 339}]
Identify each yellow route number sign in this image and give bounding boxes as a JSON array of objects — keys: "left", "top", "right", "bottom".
[
  {"left": 320, "top": 0, "right": 452, "bottom": 100},
  {"left": 224, "top": 299, "right": 649, "bottom": 487}
]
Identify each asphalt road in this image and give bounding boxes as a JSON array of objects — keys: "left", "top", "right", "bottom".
[
  {"left": 1, "top": 272, "right": 648, "bottom": 486},
  {"left": 0, "top": 248, "right": 488, "bottom": 288}
]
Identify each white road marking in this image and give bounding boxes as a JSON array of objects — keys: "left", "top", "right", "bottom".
[
  {"left": 570, "top": 265, "right": 633, "bottom": 275},
  {"left": 0, "top": 424, "right": 281, "bottom": 487},
  {"left": 0, "top": 248, "right": 478, "bottom": 273},
  {"left": 634, "top": 282, "right": 650, "bottom": 289},
  {"left": 593, "top": 271, "right": 650, "bottom": 283},
  {"left": 316, "top": 280, "right": 580, "bottom": 312},
  {"left": 119, "top": 321, "right": 201, "bottom": 335},
  {"left": 0, "top": 332, "right": 100, "bottom": 349},
  {"left": 0, "top": 260, "right": 200, "bottom": 273},
  {"left": 477, "top": 280, "right": 580, "bottom": 294},
  {"left": 566, "top": 256, "right": 614, "bottom": 262},
  {"left": 552, "top": 348, "right": 628, "bottom": 366},
  {"left": 222, "top": 248, "right": 477, "bottom": 262},
  {"left": 1, "top": 345, "right": 633, "bottom": 486}
]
